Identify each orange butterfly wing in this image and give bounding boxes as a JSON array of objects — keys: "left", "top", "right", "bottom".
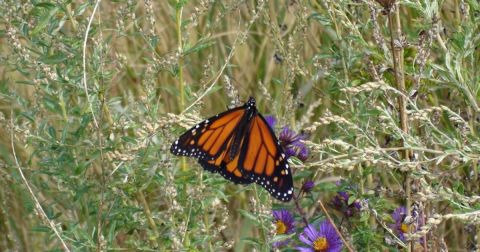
[
  {"left": 198, "top": 124, "right": 251, "bottom": 184},
  {"left": 238, "top": 114, "right": 293, "bottom": 201},
  {"left": 170, "top": 107, "right": 245, "bottom": 160},
  {"left": 171, "top": 105, "right": 251, "bottom": 184},
  {"left": 171, "top": 97, "right": 294, "bottom": 201},
  {"left": 198, "top": 149, "right": 251, "bottom": 184}
]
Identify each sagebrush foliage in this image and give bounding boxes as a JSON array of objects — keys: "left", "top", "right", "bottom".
[{"left": 0, "top": 0, "right": 479, "bottom": 251}]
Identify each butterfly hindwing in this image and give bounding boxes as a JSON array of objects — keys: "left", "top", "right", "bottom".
[
  {"left": 197, "top": 127, "right": 251, "bottom": 184},
  {"left": 198, "top": 159, "right": 252, "bottom": 184}
]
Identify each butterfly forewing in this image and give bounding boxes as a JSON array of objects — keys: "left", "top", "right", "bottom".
[
  {"left": 170, "top": 107, "right": 246, "bottom": 160},
  {"left": 238, "top": 115, "right": 293, "bottom": 202}
]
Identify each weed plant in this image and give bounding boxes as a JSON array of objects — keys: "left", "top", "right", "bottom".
[{"left": 0, "top": 0, "right": 479, "bottom": 251}]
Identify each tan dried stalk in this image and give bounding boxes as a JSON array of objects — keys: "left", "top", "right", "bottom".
[{"left": 10, "top": 112, "right": 70, "bottom": 252}]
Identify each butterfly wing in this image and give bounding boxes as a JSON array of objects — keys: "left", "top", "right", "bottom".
[
  {"left": 196, "top": 120, "right": 252, "bottom": 184},
  {"left": 198, "top": 150, "right": 251, "bottom": 184},
  {"left": 238, "top": 114, "right": 293, "bottom": 202},
  {"left": 171, "top": 104, "right": 252, "bottom": 184},
  {"left": 170, "top": 106, "right": 246, "bottom": 161},
  {"left": 170, "top": 97, "right": 294, "bottom": 202}
]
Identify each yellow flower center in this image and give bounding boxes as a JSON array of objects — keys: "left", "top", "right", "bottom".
[
  {"left": 313, "top": 237, "right": 329, "bottom": 251},
  {"left": 276, "top": 220, "right": 287, "bottom": 234},
  {"left": 400, "top": 223, "right": 409, "bottom": 233}
]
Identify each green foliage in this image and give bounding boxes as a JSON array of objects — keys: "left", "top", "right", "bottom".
[{"left": 1, "top": 0, "right": 480, "bottom": 251}]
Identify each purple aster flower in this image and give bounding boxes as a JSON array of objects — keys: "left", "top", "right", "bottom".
[
  {"left": 297, "top": 145, "right": 309, "bottom": 161},
  {"left": 352, "top": 200, "right": 362, "bottom": 210},
  {"left": 279, "top": 126, "right": 306, "bottom": 147},
  {"left": 391, "top": 206, "right": 409, "bottom": 241},
  {"left": 389, "top": 206, "right": 426, "bottom": 245},
  {"left": 332, "top": 191, "right": 347, "bottom": 207},
  {"left": 264, "top": 115, "right": 309, "bottom": 162},
  {"left": 272, "top": 209, "right": 296, "bottom": 247},
  {"left": 302, "top": 180, "right": 315, "bottom": 193},
  {"left": 296, "top": 220, "right": 343, "bottom": 252},
  {"left": 332, "top": 191, "right": 361, "bottom": 217},
  {"left": 279, "top": 126, "right": 309, "bottom": 161}
]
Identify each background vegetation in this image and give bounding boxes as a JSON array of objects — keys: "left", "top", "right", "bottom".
[{"left": 0, "top": 0, "right": 479, "bottom": 251}]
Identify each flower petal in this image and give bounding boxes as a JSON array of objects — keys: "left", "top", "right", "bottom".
[
  {"left": 392, "top": 206, "right": 407, "bottom": 223},
  {"left": 295, "top": 247, "right": 314, "bottom": 252},
  {"left": 272, "top": 209, "right": 295, "bottom": 234},
  {"left": 303, "top": 224, "right": 319, "bottom": 241},
  {"left": 319, "top": 220, "right": 343, "bottom": 251},
  {"left": 264, "top": 115, "right": 277, "bottom": 129},
  {"left": 299, "top": 233, "right": 313, "bottom": 246}
]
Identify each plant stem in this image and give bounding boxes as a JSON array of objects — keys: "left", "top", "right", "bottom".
[
  {"left": 318, "top": 199, "right": 354, "bottom": 252},
  {"left": 175, "top": 2, "right": 187, "bottom": 171},
  {"left": 65, "top": 3, "right": 78, "bottom": 32},
  {"left": 477, "top": 224, "right": 480, "bottom": 252},
  {"left": 138, "top": 191, "right": 159, "bottom": 248},
  {"left": 388, "top": 4, "right": 412, "bottom": 251},
  {"left": 176, "top": 5, "right": 185, "bottom": 111},
  {"left": 292, "top": 191, "right": 309, "bottom": 226}
]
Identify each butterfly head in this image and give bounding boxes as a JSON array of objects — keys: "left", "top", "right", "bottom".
[{"left": 246, "top": 97, "right": 256, "bottom": 110}]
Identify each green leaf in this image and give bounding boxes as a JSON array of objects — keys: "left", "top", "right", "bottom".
[
  {"left": 175, "top": 0, "right": 189, "bottom": 9},
  {"left": 348, "top": 195, "right": 357, "bottom": 205},
  {"left": 240, "top": 237, "right": 261, "bottom": 247},
  {"left": 183, "top": 40, "right": 215, "bottom": 56},
  {"left": 31, "top": 225, "right": 52, "bottom": 233},
  {"left": 309, "top": 12, "right": 331, "bottom": 26},
  {"left": 75, "top": 2, "right": 90, "bottom": 16},
  {"left": 43, "top": 96, "right": 60, "bottom": 113},
  {"left": 40, "top": 52, "right": 68, "bottom": 64},
  {"left": 108, "top": 220, "right": 117, "bottom": 244},
  {"left": 237, "top": 209, "right": 260, "bottom": 224},
  {"left": 47, "top": 126, "right": 57, "bottom": 139},
  {"left": 359, "top": 212, "right": 370, "bottom": 222},
  {"left": 34, "top": 2, "right": 57, "bottom": 8},
  {"left": 270, "top": 233, "right": 296, "bottom": 243},
  {"left": 19, "top": 111, "right": 36, "bottom": 122},
  {"left": 32, "top": 7, "right": 60, "bottom": 36}
]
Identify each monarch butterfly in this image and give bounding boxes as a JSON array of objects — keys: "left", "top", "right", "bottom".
[{"left": 170, "top": 97, "right": 293, "bottom": 201}]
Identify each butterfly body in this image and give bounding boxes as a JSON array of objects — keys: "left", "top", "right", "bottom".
[{"left": 170, "top": 97, "right": 293, "bottom": 201}]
